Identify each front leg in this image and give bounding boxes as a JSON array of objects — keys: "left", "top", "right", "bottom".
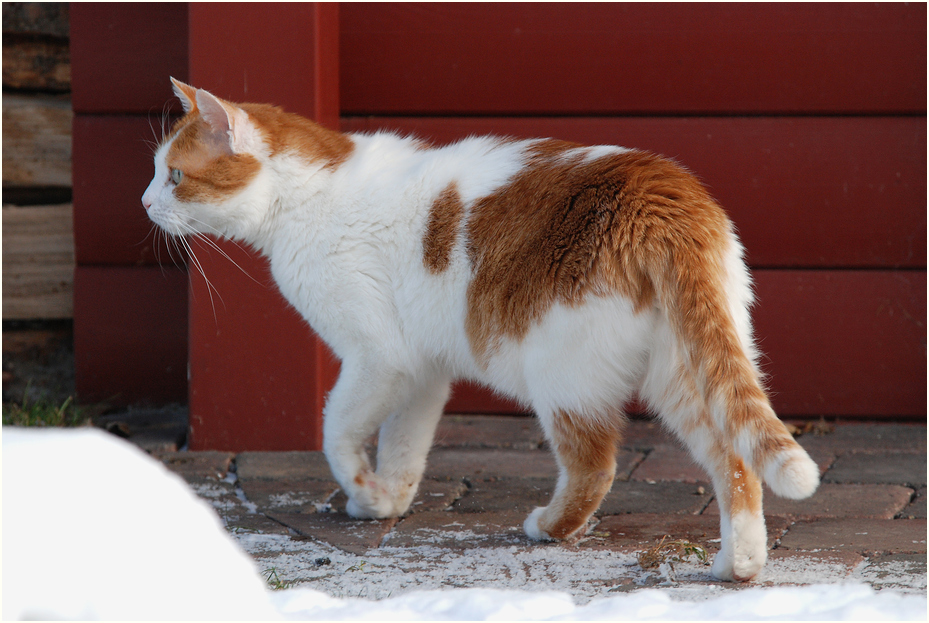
[
  {"left": 322, "top": 361, "right": 416, "bottom": 519},
  {"left": 374, "top": 373, "right": 451, "bottom": 515}
]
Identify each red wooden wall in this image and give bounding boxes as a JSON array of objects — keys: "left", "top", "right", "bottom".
[{"left": 70, "top": 4, "right": 925, "bottom": 452}]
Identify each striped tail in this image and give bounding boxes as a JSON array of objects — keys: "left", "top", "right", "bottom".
[{"left": 617, "top": 152, "right": 819, "bottom": 499}]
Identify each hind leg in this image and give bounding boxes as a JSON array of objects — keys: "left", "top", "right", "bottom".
[
  {"left": 706, "top": 449, "right": 767, "bottom": 581},
  {"left": 524, "top": 410, "right": 621, "bottom": 541},
  {"left": 645, "top": 390, "right": 767, "bottom": 580}
]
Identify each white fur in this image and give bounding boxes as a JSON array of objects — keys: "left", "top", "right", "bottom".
[
  {"left": 145, "top": 88, "right": 819, "bottom": 581},
  {"left": 711, "top": 509, "right": 767, "bottom": 581}
]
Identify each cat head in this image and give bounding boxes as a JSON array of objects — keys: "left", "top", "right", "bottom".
[{"left": 141, "top": 78, "right": 279, "bottom": 242}]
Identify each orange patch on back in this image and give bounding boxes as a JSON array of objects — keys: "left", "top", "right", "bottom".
[
  {"left": 465, "top": 141, "right": 732, "bottom": 360},
  {"left": 423, "top": 182, "right": 464, "bottom": 273}
]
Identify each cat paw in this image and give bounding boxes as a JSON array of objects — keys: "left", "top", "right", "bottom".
[
  {"left": 711, "top": 511, "right": 767, "bottom": 582},
  {"left": 710, "top": 548, "right": 766, "bottom": 582},
  {"left": 344, "top": 471, "right": 397, "bottom": 519},
  {"left": 523, "top": 507, "right": 555, "bottom": 541}
]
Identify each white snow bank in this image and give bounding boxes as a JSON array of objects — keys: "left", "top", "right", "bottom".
[{"left": 3, "top": 427, "right": 925, "bottom": 621}]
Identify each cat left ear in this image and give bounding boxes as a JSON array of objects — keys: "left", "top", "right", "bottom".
[
  {"left": 195, "top": 89, "right": 262, "bottom": 155},
  {"left": 170, "top": 77, "right": 198, "bottom": 113}
]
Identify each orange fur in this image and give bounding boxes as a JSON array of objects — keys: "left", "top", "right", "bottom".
[
  {"left": 535, "top": 411, "right": 621, "bottom": 540},
  {"left": 423, "top": 182, "right": 464, "bottom": 273}
]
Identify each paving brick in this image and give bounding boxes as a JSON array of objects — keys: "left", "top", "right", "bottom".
[
  {"left": 425, "top": 448, "right": 557, "bottom": 480},
  {"left": 824, "top": 452, "right": 926, "bottom": 488},
  {"left": 630, "top": 444, "right": 708, "bottom": 483},
  {"left": 236, "top": 451, "right": 332, "bottom": 480},
  {"left": 599, "top": 480, "right": 712, "bottom": 516},
  {"left": 704, "top": 484, "right": 914, "bottom": 520},
  {"left": 185, "top": 478, "right": 244, "bottom": 514},
  {"left": 763, "top": 549, "right": 865, "bottom": 582},
  {"left": 240, "top": 479, "right": 338, "bottom": 514},
  {"left": 387, "top": 510, "right": 529, "bottom": 549},
  {"left": 434, "top": 415, "right": 545, "bottom": 449},
  {"left": 778, "top": 518, "right": 927, "bottom": 555},
  {"left": 619, "top": 420, "right": 677, "bottom": 450},
  {"left": 852, "top": 553, "right": 928, "bottom": 592},
  {"left": 901, "top": 487, "right": 926, "bottom": 519},
  {"left": 798, "top": 424, "right": 927, "bottom": 455},
  {"left": 223, "top": 513, "right": 294, "bottom": 536},
  {"left": 452, "top": 479, "right": 553, "bottom": 513},
  {"left": 266, "top": 511, "right": 397, "bottom": 555},
  {"left": 581, "top": 513, "right": 790, "bottom": 553},
  {"left": 408, "top": 479, "right": 470, "bottom": 513},
  {"left": 157, "top": 451, "right": 234, "bottom": 481}
]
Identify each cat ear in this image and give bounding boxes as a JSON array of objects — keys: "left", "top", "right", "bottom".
[
  {"left": 195, "top": 89, "right": 262, "bottom": 155},
  {"left": 170, "top": 77, "right": 198, "bottom": 113}
]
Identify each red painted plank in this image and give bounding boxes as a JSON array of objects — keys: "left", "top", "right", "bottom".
[
  {"left": 445, "top": 270, "right": 926, "bottom": 419},
  {"left": 71, "top": 3, "right": 188, "bottom": 114},
  {"left": 72, "top": 115, "right": 179, "bottom": 266},
  {"left": 342, "top": 116, "right": 926, "bottom": 269},
  {"left": 187, "top": 3, "right": 340, "bottom": 451},
  {"left": 754, "top": 270, "right": 926, "bottom": 418},
  {"left": 73, "top": 266, "right": 187, "bottom": 405},
  {"left": 341, "top": 3, "right": 926, "bottom": 115},
  {"left": 186, "top": 238, "right": 336, "bottom": 452}
]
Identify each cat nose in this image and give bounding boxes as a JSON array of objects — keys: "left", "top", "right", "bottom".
[{"left": 141, "top": 194, "right": 152, "bottom": 211}]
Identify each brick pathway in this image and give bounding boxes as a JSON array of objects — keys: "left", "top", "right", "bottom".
[{"left": 158, "top": 416, "right": 926, "bottom": 597}]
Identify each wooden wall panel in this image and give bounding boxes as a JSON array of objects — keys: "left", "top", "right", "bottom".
[
  {"left": 73, "top": 266, "right": 187, "bottom": 405},
  {"left": 70, "top": 2, "right": 188, "bottom": 114},
  {"left": 753, "top": 270, "right": 925, "bottom": 419},
  {"left": 341, "top": 3, "right": 926, "bottom": 115},
  {"left": 72, "top": 115, "right": 175, "bottom": 266}
]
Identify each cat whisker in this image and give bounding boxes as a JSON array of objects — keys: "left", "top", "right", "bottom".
[
  {"left": 183, "top": 218, "right": 266, "bottom": 288},
  {"left": 179, "top": 233, "right": 224, "bottom": 323}
]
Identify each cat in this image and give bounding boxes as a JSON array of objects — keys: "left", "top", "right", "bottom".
[{"left": 143, "top": 78, "right": 820, "bottom": 582}]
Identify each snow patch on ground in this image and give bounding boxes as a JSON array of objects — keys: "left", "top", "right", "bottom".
[{"left": 4, "top": 427, "right": 926, "bottom": 621}]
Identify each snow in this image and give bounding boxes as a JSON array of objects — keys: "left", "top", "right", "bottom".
[{"left": 3, "top": 427, "right": 926, "bottom": 620}]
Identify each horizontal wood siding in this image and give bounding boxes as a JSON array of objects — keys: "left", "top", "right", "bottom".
[
  {"left": 71, "top": 115, "right": 177, "bottom": 266},
  {"left": 341, "top": 3, "right": 925, "bottom": 115},
  {"left": 2, "top": 205, "right": 75, "bottom": 319},
  {"left": 73, "top": 266, "right": 188, "bottom": 404}
]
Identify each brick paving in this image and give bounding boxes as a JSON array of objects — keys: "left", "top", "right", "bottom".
[{"left": 158, "top": 416, "right": 927, "bottom": 592}]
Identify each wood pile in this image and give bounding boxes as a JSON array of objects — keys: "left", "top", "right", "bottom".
[{"left": 2, "top": 3, "right": 74, "bottom": 319}]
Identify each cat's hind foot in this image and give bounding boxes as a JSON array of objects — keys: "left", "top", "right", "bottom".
[
  {"left": 523, "top": 506, "right": 591, "bottom": 542},
  {"left": 710, "top": 510, "right": 767, "bottom": 582}
]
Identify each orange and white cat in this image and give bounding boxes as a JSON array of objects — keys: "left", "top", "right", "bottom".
[{"left": 143, "top": 79, "right": 819, "bottom": 582}]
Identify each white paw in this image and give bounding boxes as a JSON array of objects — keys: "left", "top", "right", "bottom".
[
  {"left": 710, "top": 547, "right": 735, "bottom": 581},
  {"left": 523, "top": 507, "right": 554, "bottom": 541},
  {"left": 711, "top": 510, "right": 767, "bottom": 582},
  {"left": 344, "top": 472, "right": 397, "bottom": 519}
]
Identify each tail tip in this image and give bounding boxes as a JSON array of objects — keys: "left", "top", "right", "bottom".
[{"left": 764, "top": 447, "right": 819, "bottom": 500}]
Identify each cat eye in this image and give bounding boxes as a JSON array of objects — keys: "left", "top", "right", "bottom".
[{"left": 170, "top": 168, "right": 183, "bottom": 185}]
